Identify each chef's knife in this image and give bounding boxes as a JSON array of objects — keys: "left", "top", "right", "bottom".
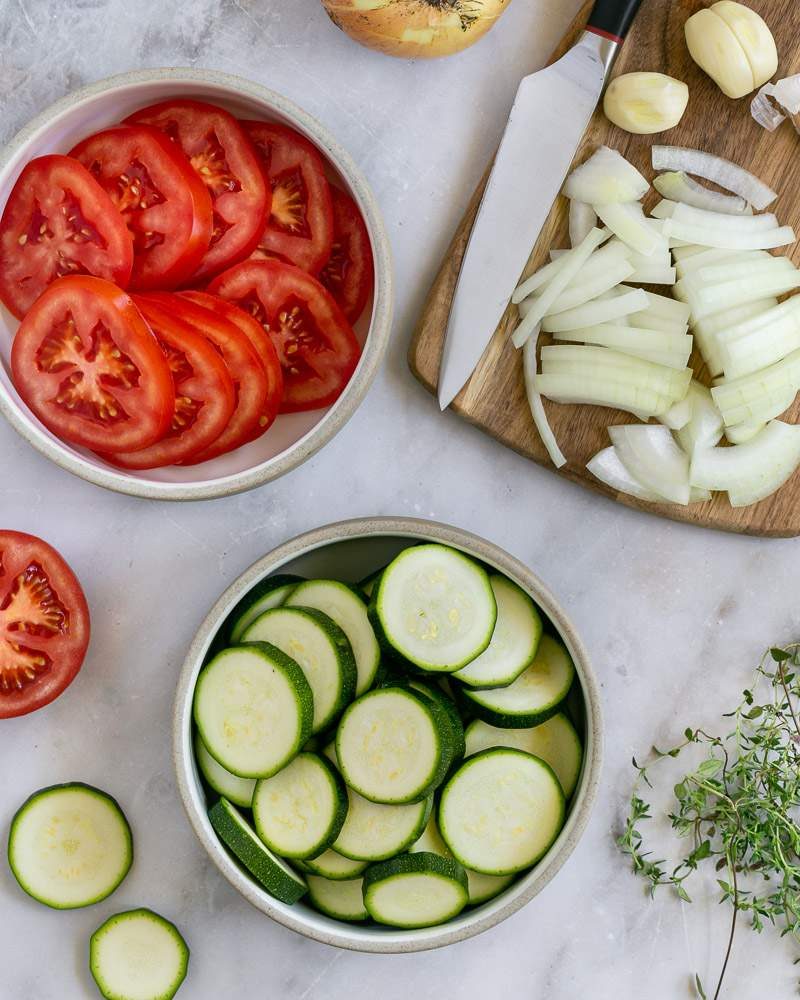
[{"left": 438, "top": 0, "right": 645, "bottom": 410}]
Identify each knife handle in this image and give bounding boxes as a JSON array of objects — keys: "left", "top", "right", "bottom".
[{"left": 586, "top": 0, "right": 643, "bottom": 43}]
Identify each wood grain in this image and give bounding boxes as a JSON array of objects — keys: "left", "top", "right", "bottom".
[{"left": 409, "top": 0, "right": 800, "bottom": 537}]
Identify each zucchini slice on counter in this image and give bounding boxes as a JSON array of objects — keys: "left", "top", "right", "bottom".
[
  {"left": 89, "top": 908, "right": 189, "bottom": 1000},
  {"left": 8, "top": 782, "right": 132, "bottom": 910}
]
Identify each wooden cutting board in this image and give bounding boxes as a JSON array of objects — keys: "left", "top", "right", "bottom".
[{"left": 409, "top": 0, "right": 800, "bottom": 538}]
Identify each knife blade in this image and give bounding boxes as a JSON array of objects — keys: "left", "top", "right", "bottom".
[{"left": 438, "top": 1, "right": 645, "bottom": 411}]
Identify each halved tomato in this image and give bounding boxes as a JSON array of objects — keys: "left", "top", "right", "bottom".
[
  {"left": 126, "top": 100, "right": 269, "bottom": 281},
  {"left": 208, "top": 259, "right": 361, "bottom": 413},
  {"left": 319, "top": 187, "right": 374, "bottom": 323},
  {"left": 70, "top": 124, "right": 213, "bottom": 291},
  {"left": 243, "top": 122, "right": 334, "bottom": 275},
  {"left": 0, "top": 531, "right": 90, "bottom": 719},
  {"left": 103, "top": 295, "right": 235, "bottom": 469},
  {"left": 11, "top": 276, "right": 174, "bottom": 452},
  {"left": 142, "top": 292, "right": 273, "bottom": 464},
  {"left": 0, "top": 155, "right": 133, "bottom": 318},
  {"left": 180, "top": 290, "right": 283, "bottom": 449}
]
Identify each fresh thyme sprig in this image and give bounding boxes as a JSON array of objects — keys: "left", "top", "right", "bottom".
[{"left": 618, "top": 645, "right": 800, "bottom": 999}]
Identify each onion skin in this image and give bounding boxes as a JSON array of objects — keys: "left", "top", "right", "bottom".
[{"left": 320, "top": 0, "right": 511, "bottom": 59}]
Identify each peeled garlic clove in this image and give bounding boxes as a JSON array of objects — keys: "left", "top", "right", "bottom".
[
  {"left": 603, "top": 72, "right": 689, "bottom": 135},
  {"left": 685, "top": 8, "right": 754, "bottom": 99},
  {"left": 711, "top": 1, "right": 778, "bottom": 91}
]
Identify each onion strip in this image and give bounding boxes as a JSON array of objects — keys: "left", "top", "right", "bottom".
[
  {"left": 609, "top": 424, "right": 690, "bottom": 505},
  {"left": 690, "top": 422, "right": 800, "bottom": 504},
  {"left": 653, "top": 172, "right": 749, "bottom": 214},
  {"left": 533, "top": 373, "right": 672, "bottom": 417},
  {"left": 545, "top": 258, "right": 635, "bottom": 316},
  {"left": 587, "top": 446, "right": 664, "bottom": 501},
  {"left": 652, "top": 146, "right": 778, "bottom": 211},
  {"left": 569, "top": 201, "right": 597, "bottom": 247},
  {"left": 652, "top": 200, "right": 778, "bottom": 232},
  {"left": 660, "top": 218, "right": 795, "bottom": 251},
  {"left": 522, "top": 333, "right": 566, "bottom": 468},
  {"left": 542, "top": 288, "right": 648, "bottom": 333},
  {"left": 594, "top": 201, "right": 664, "bottom": 256}
]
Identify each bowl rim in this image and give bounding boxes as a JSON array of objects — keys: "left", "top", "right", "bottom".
[
  {"left": 0, "top": 67, "right": 393, "bottom": 501},
  {"left": 173, "top": 516, "right": 603, "bottom": 953}
]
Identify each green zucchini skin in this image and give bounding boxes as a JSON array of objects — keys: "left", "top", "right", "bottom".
[
  {"left": 363, "top": 851, "right": 469, "bottom": 928},
  {"left": 89, "top": 908, "right": 189, "bottom": 1000},
  {"left": 303, "top": 850, "right": 368, "bottom": 881},
  {"left": 333, "top": 793, "right": 433, "bottom": 862},
  {"left": 8, "top": 782, "right": 133, "bottom": 910},
  {"left": 224, "top": 574, "right": 304, "bottom": 644},
  {"left": 306, "top": 875, "right": 369, "bottom": 922},
  {"left": 208, "top": 798, "right": 308, "bottom": 905},
  {"left": 404, "top": 681, "right": 466, "bottom": 773}
]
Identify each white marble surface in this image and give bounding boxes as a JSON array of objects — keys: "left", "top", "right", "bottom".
[{"left": 0, "top": 1, "right": 798, "bottom": 996}]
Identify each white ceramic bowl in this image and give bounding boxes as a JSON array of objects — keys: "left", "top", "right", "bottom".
[
  {"left": 173, "top": 517, "right": 603, "bottom": 953},
  {"left": 0, "top": 69, "right": 393, "bottom": 500}
]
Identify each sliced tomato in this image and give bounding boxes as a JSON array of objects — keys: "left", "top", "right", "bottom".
[
  {"left": 0, "top": 531, "right": 90, "bottom": 719},
  {"left": 103, "top": 295, "right": 235, "bottom": 469},
  {"left": 11, "top": 276, "right": 174, "bottom": 452},
  {"left": 125, "top": 100, "right": 269, "bottom": 282},
  {"left": 319, "top": 187, "right": 374, "bottom": 323},
  {"left": 243, "top": 122, "right": 334, "bottom": 275},
  {"left": 208, "top": 259, "right": 361, "bottom": 413},
  {"left": 70, "top": 124, "right": 213, "bottom": 291},
  {"left": 0, "top": 155, "right": 133, "bottom": 319},
  {"left": 180, "top": 290, "right": 283, "bottom": 449},
  {"left": 141, "top": 292, "right": 272, "bottom": 464}
]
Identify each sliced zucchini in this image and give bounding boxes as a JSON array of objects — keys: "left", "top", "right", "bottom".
[
  {"left": 285, "top": 580, "right": 380, "bottom": 695},
  {"left": 358, "top": 568, "right": 384, "bottom": 599},
  {"left": 242, "top": 607, "right": 356, "bottom": 734},
  {"left": 409, "top": 815, "right": 514, "bottom": 906},
  {"left": 306, "top": 875, "right": 368, "bottom": 922},
  {"left": 363, "top": 852, "right": 468, "bottom": 928},
  {"left": 372, "top": 544, "right": 497, "bottom": 673},
  {"left": 439, "top": 749, "right": 565, "bottom": 876},
  {"left": 226, "top": 574, "right": 303, "bottom": 643},
  {"left": 252, "top": 753, "right": 347, "bottom": 859},
  {"left": 336, "top": 687, "right": 451, "bottom": 804},
  {"left": 208, "top": 797, "right": 307, "bottom": 904},
  {"left": 333, "top": 788, "right": 431, "bottom": 861},
  {"left": 303, "top": 849, "right": 367, "bottom": 881},
  {"left": 89, "top": 908, "right": 189, "bottom": 1000},
  {"left": 452, "top": 576, "right": 542, "bottom": 689},
  {"left": 464, "top": 713, "right": 583, "bottom": 797},
  {"left": 194, "top": 644, "right": 313, "bottom": 778},
  {"left": 404, "top": 680, "right": 466, "bottom": 768},
  {"left": 194, "top": 732, "right": 256, "bottom": 808},
  {"left": 459, "top": 635, "right": 574, "bottom": 728},
  {"left": 8, "top": 783, "right": 132, "bottom": 910}
]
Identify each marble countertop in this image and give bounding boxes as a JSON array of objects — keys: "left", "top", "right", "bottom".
[{"left": 1, "top": 1, "right": 798, "bottom": 997}]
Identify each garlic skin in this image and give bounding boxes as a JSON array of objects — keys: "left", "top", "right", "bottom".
[
  {"left": 685, "top": 2, "right": 778, "bottom": 100},
  {"left": 603, "top": 73, "right": 689, "bottom": 135}
]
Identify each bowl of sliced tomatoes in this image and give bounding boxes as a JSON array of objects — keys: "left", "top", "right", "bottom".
[{"left": 0, "top": 68, "right": 392, "bottom": 499}]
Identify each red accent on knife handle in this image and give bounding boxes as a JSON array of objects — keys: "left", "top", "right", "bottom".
[
  {"left": 585, "top": 25, "right": 624, "bottom": 45},
  {"left": 587, "top": 0, "right": 644, "bottom": 42}
]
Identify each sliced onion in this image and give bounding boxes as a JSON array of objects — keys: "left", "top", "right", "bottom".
[
  {"left": 713, "top": 297, "right": 800, "bottom": 347},
  {"left": 534, "top": 373, "right": 672, "bottom": 418},
  {"left": 587, "top": 445, "right": 665, "bottom": 501},
  {"left": 674, "top": 382, "right": 724, "bottom": 455},
  {"left": 653, "top": 172, "right": 749, "bottom": 214},
  {"left": 514, "top": 236, "right": 622, "bottom": 305},
  {"left": 541, "top": 345, "right": 691, "bottom": 398},
  {"left": 563, "top": 146, "right": 650, "bottom": 205},
  {"left": 725, "top": 419, "right": 766, "bottom": 445},
  {"left": 609, "top": 424, "right": 691, "bottom": 504},
  {"left": 569, "top": 201, "right": 597, "bottom": 247},
  {"left": 671, "top": 244, "right": 711, "bottom": 262},
  {"left": 676, "top": 247, "right": 768, "bottom": 279},
  {"left": 511, "top": 227, "right": 607, "bottom": 348},
  {"left": 542, "top": 288, "right": 648, "bottom": 333},
  {"left": 522, "top": 333, "right": 567, "bottom": 468},
  {"left": 751, "top": 76, "right": 800, "bottom": 132},
  {"left": 652, "top": 200, "right": 778, "bottom": 232},
  {"left": 546, "top": 259, "right": 635, "bottom": 317},
  {"left": 712, "top": 349, "right": 800, "bottom": 411},
  {"left": 690, "top": 422, "right": 800, "bottom": 504},
  {"left": 552, "top": 323, "right": 692, "bottom": 368},
  {"left": 636, "top": 290, "right": 691, "bottom": 323},
  {"left": 695, "top": 257, "right": 795, "bottom": 287},
  {"left": 652, "top": 146, "right": 777, "bottom": 211},
  {"left": 716, "top": 385, "right": 797, "bottom": 429},
  {"left": 684, "top": 272, "right": 800, "bottom": 322},
  {"left": 660, "top": 391, "right": 694, "bottom": 430},
  {"left": 594, "top": 202, "right": 664, "bottom": 257},
  {"left": 512, "top": 253, "right": 568, "bottom": 304},
  {"left": 660, "top": 218, "right": 795, "bottom": 251}
]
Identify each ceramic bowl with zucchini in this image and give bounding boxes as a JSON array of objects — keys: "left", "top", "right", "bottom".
[{"left": 174, "top": 518, "right": 601, "bottom": 952}]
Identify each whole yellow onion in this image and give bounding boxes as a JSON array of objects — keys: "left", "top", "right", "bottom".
[{"left": 320, "top": 0, "right": 512, "bottom": 59}]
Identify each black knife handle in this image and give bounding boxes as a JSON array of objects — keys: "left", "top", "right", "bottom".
[{"left": 587, "top": 0, "right": 644, "bottom": 42}]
